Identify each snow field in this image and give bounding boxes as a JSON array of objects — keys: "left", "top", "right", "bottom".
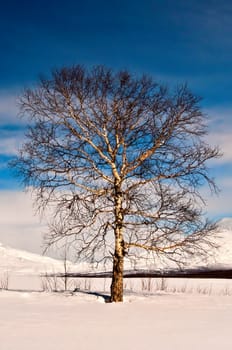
[
  {"left": 1, "top": 218, "right": 232, "bottom": 349},
  {"left": 1, "top": 290, "right": 232, "bottom": 350}
]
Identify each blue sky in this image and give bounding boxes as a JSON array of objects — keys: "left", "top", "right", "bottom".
[{"left": 0, "top": 0, "right": 232, "bottom": 252}]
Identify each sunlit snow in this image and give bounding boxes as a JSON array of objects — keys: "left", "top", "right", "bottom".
[{"left": 1, "top": 218, "right": 232, "bottom": 349}]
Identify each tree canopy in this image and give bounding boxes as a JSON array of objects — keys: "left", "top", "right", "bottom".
[{"left": 13, "top": 65, "right": 220, "bottom": 301}]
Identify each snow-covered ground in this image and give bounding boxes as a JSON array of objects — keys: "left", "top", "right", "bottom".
[
  {"left": 1, "top": 218, "right": 232, "bottom": 349},
  {"left": 1, "top": 290, "right": 232, "bottom": 350}
]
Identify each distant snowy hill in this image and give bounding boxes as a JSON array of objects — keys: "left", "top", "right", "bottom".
[
  {"left": 131, "top": 217, "right": 232, "bottom": 270},
  {"left": 0, "top": 242, "right": 90, "bottom": 275},
  {"left": 217, "top": 217, "right": 232, "bottom": 231},
  {"left": 211, "top": 217, "right": 232, "bottom": 268},
  {"left": 0, "top": 217, "right": 232, "bottom": 275}
]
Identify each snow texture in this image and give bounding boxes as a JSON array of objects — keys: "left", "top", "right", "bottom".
[
  {"left": 0, "top": 217, "right": 232, "bottom": 349},
  {"left": 1, "top": 291, "right": 232, "bottom": 350}
]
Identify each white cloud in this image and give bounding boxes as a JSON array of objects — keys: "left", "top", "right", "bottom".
[
  {"left": 0, "top": 90, "right": 29, "bottom": 126},
  {"left": 0, "top": 133, "right": 24, "bottom": 156},
  {"left": 203, "top": 106, "right": 232, "bottom": 165},
  {"left": 207, "top": 131, "right": 232, "bottom": 164},
  {"left": 196, "top": 107, "right": 232, "bottom": 220},
  {"left": 201, "top": 175, "right": 232, "bottom": 219},
  {"left": 0, "top": 190, "right": 45, "bottom": 254},
  {"left": 0, "top": 93, "right": 19, "bottom": 125},
  {"left": 0, "top": 191, "right": 38, "bottom": 225}
]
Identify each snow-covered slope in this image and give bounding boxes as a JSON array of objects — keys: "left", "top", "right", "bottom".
[
  {"left": 129, "top": 217, "right": 232, "bottom": 270},
  {"left": 127, "top": 218, "right": 232, "bottom": 270},
  {"left": 210, "top": 217, "right": 232, "bottom": 268},
  {"left": 1, "top": 217, "right": 232, "bottom": 275},
  {"left": 0, "top": 242, "right": 85, "bottom": 275},
  {"left": 217, "top": 217, "right": 232, "bottom": 231}
]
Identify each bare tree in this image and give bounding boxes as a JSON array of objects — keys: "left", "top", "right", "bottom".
[{"left": 13, "top": 65, "right": 220, "bottom": 302}]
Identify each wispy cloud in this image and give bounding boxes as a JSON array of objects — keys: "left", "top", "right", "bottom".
[
  {"left": 203, "top": 175, "right": 232, "bottom": 220},
  {"left": 0, "top": 190, "right": 40, "bottom": 225},
  {"left": 204, "top": 106, "right": 232, "bottom": 165},
  {"left": 0, "top": 91, "right": 27, "bottom": 158},
  {"left": 206, "top": 106, "right": 232, "bottom": 125},
  {"left": 0, "top": 91, "right": 25, "bottom": 126},
  {"left": 0, "top": 135, "right": 24, "bottom": 156},
  {"left": 207, "top": 131, "right": 232, "bottom": 164},
  {"left": 0, "top": 190, "right": 45, "bottom": 254}
]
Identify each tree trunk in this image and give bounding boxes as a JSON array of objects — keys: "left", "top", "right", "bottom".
[
  {"left": 110, "top": 183, "right": 124, "bottom": 302},
  {"left": 110, "top": 238, "right": 124, "bottom": 302}
]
